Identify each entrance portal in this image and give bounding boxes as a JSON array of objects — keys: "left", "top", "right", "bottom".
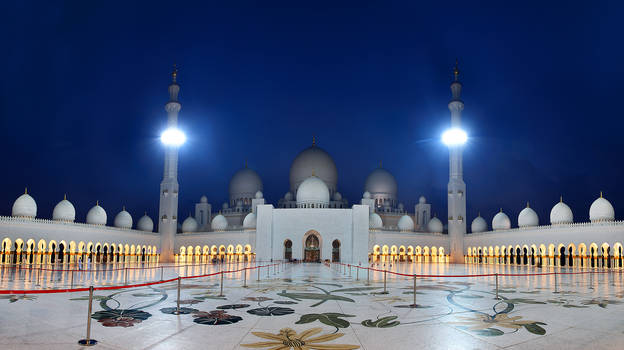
[{"left": 304, "top": 234, "right": 320, "bottom": 262}]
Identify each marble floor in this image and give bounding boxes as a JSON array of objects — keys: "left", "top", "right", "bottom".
[{"left": 1, "top": 262, "right": 624, "bottom": 349}]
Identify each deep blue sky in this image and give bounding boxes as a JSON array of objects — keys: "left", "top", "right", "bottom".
[{"left": 2, "top": 1, "right": 623, "bottom": 227}]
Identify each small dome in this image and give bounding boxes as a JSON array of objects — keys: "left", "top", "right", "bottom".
[
  {"left": 363, "top": 191, "right": 371, "bottom": 199},
  {"left": 114, "top": 208, "right": 133, "bottom": 229},
  {"left": 222, "top": 202, "right": 229, "bottom": 210},
  {"left": 211, "top": 214, "right": 228, "bottom": 231},
  {"left": 182, "top": 216, "right": 198, "bottom": 233},
  {"left": 364, "top": 167, "right": 398, "bottom": 202},
  {"left": 296, "top": 176, "right": 330, "bottom": 207},
  {"left": 12, "top": 191, "right": 37, "bottom": 218},
  {"left": 427, "top": 217, "right": 443, "bottom": 233},
  {"left": 518, "top": 204, "right": 539, "bottom": 228},
  {"left": 419, "top": 196, "right": 426, "bottom": 204},
  {"left": 590, "top": 193, "right": 614, "bottom": 223},
  {"left": 200, "top": 195, "right": 208, "bottom": 203},
  {"left": 236, "top": 199, "right": 243, "bottom": 207},
  {"left": 492, "top": 210, "right": 511, "bottom": 230},
  {"left": 137, "top": 214, "right": 154, "bottom": 232},
  {"left": 255, "top": 191, "right": 263, "bottom": 199},
  {"left": 398, "top": 203, "right": 404, "bottom": 210},
  {"left": 284, "top": 192, "right": 293, "bottom": 201},
  {"left": 369, "top": 213, "right": 383, "bottom": 229},
  {"left": 471, "top": 215, "right": 487, "bottom": 233},
  {"left": 333, "top": 192, "right": 342, "bottom": 201},
  {"left": 53, "top": 196, "right": 75, "bottom": 222},
  {"left": 243, "top": 212, "right": 257, "bottom": 229},
  {"left": 550, "top": 198, "right": 573, "bottom": 225},
  {"left": 86, "top": 203, "right": 107, "bottom": 225},
  {"left": 398, "top": 215, "right": 414, "bottom": 231}
]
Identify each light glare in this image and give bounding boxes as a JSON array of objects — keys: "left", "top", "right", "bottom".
[
  {"left": 442, "top": 128, "right": 467, "bottom": 146},
  {"left": 161, "top": 128, "right": 186, "bottom": 146}
]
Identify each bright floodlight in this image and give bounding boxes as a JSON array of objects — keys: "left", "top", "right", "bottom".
[
  {"left": 442, "top": 128, "right": 468, "bottom": 146},
  {"left": 161, "top": 128, "right": 186, "bottom": 146}
]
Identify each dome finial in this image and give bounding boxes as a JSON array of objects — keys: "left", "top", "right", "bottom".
[
  {"left": 245, "top": 159, "right": 248, "bottom": 168},
  {"left": 560, "top": 195, "right": 563, "bottom": 203},
  {"left": 453, "top": 58, "right": 460, "bottom": 81},
  {"left": 64, "top": 193, "right": 67, "bottom": 200},
  {"left": 311, "top": 168, "right": 315, "bottom": 177},
  {"left": 144, "top": 211, "right": 147, "bottom": 216},
  {"left": 24, "top": 187, "right": 28, "bottom": 195},
  {"left": 312, "top": 135, "right": 316, "bottom": 146},
  {"left": 478, "top": 211, "right": 481, "bottom": 217},
  {"left": 600, "top": 191, "right": 603, "bottom": 198},
  {"left": 171, "top": 63, "right": 178, "bottom": 83},
  {"left": 122, "top": 205, "right": 126, "bottom": 211},
  {"left": 96, "top": 200, "right": 99, "bottom": 206},
  {"left": 526, "top": 201, "right": 530, "bottom": 208},
  {"left": 499, "top": 207, "right": 502, "bottom": 213}
]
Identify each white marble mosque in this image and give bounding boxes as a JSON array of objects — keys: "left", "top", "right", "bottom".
[{"left": 2, "top": 64, "right": 624, "bottom": 270}]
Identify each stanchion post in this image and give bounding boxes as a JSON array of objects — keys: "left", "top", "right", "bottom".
[
  {"left": 160, "top": 266, "right": 164, "bottom": 281},
  {"left": 71, "top": 270, "right": 74, "bottom": 289},
  {"left": 495, "top": 273, "right": 499, "bottom": 300},
  {"left": 383, "top": 270, "right": 387, "bottom": 293},
  {"left": 267, "top": 264, "right": 269, "bottom": 278},
  {"left": 554, "top": 271, "right": 558, "bottom": 293},
  {"left": 356, "top": 264, "right": 359, "bottom": 281},
  {"left": 590, "top": 271, "right": 594, "bottom": 290},
  {"left": 124, "top": 267, "right": 128, "bottom": 285},
  {"left": 257, "top": 266, "right": 260, "bottom": 282},
  {"left": 413, "top": 275, "right": 417, "bottom": 306},
  {"left": 219, "top": 271, "right": 225, "bottom": 297},
  {"left": 243, "top": 268, "right": 247, "bottom": 288},
  {"left": 78, "top": 286, "right": 97, "bottom": 346},
  {"left": 367, "top": 267, "right": 370, "bottom": 285},
  {"left": 349, "top": 264, "right": 351, "bottom": 277}
]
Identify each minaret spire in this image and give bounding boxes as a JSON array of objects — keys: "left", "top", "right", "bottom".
[
  {"left": 159, "top": 65, "right": 183, "bottom": 262},
  {"left": 447, "top": 60, "right": 467, "bottom": 264}
]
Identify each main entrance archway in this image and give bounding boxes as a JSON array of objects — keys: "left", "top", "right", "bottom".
[{"left": 303, "top": 230, "right": 321, "bottom": 262}]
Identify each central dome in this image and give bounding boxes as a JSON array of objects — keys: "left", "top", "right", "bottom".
[
  {"left": 364, "top": 167, "right": 398, "bottom": 203},
  {"left": 296, "top": 176, "right": 330, "bottom": 208},
  {"left": 229, "top": 167, "right": 263, "bottom": 205},
  {"left": 290, "top": 144, "right": 337, "bottom": 196}
]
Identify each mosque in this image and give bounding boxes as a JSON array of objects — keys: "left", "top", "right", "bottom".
[{"left": 1, "top": 64, "right": 623, "bottom": 270}]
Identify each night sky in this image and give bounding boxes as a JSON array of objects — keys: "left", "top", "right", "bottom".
[{"left": 2, "top": 1, "right": 623, "bottom": 228}]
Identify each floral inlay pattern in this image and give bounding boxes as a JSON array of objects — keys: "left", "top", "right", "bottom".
[{"left": 241, "top": 327, "right": 359, "bottom": 349}]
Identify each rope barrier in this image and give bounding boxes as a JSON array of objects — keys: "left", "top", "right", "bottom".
[{"left": 0, "top": 262, "right": 281, "bottom": 295}]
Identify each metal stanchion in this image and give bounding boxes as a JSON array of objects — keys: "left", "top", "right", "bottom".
[
  {"left": 70, "top": 270, "right": 74, "bottom": 289},
  {"left": 172, "top": 277, "right": 182, "bottom": 315},
  {"left": 257, "top": 266, "right": 260, "bottom": 281},
  {"left": 160, "top": 266, "right": 164, "bottom": 281},
  {"left": 78, "top": 286, "right": 97, "bottom": 346},
  {"left": 349, "top": 265, "right": 351, "bottom": 277},
  {"left": 590, "top": 271, "right": 594, "bottom": 290},
  {"left": 219, "top": 271, "right": 225, "bottom": 297},
  {"left": 383, "top": 270, "right": 387, "bottom": 293},
  {"left": 495, "top": 273, "right": 499, "bottom": 299},
  {"left": 124, "top": 267, "right": 128, "bottom": 285},
  {"left": 413, "top": 275, "right": 417, "bottom": 306},
  {"left": 367, "top": 267, "right": 370, "bottom": 285},
  {"left": 267, "top": 265, "right": 269, "bottom": 277},
  {"left": 243, "top": 268, "right": 247, "bottom": 287},
  {"left": 356, "top": 265, "right": 359, "bottom": 281},
  {"left": 554, "top": 271, "right": 559, "bottom": 293}
]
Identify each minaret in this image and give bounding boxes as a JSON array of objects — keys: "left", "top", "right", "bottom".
[
  {"left": 158, "top": 66, "right": 181, "bottom": 262},
  {"left": 447, "top": 60, "right": 466, "bottom": 263}
]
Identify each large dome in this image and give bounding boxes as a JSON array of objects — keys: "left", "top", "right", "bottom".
[
  {"left": 114, "top": 208, "right": 133, "bottom": 229},
  {"left": 53, "top": 196, "right": 75, "bottom": 222},
  {"left": 428, "top": 217, "right": 443, "bottom": 233},
  {"left": 243, "top": 212, "right": 257, "bottom": 230},
  {"left": 364, "top": 167, "right": 398, "bottom": 203},
  {"left": 137, "top": 214, "right": 154, "bottom": 232},
  {"left": 518, "top": 204, "right": 539, "bottom": 228},
  {"left": 86, "top": 203, "right": 107, "bottom": 225},
  {"left": 492, "top": 210, "right": 511, "bottom": 230},
  {"left": 550, "top": 198, "right": 573, "bottom": 225},
  {"left": 590, "top": 193, "right": 614, "bottom": 223},
  {"left": 397, "top": 215, "right": 414, "bottom": 231},
  {"left": 182, "top": 216, "right": 198, "bottom": 233},
  {"left": 211, "top": 214, "right": 228, "bottom": 231},
  {"left": 369, "top": 213, "right": 383, "bottom": 229},
  {"left": 471, "top": 215, "right": 487, "bottom": 233},
  {"left": 229, "top": 167, "right": 263, "bottom": 204},
  {"left": 296, "top": 176, "right": 330, "bottom": 208},
  {"left": 12, "top": 191, "right": 37, "bottom": 218},
  {"left": 290, "top": 144, "right": 337, "bottom": 195}
]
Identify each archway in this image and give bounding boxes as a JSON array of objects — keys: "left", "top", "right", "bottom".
[
  {"left": 559, "top": 246, "right": 566, "bottom": 267},
  {"left": 303, "top": 232, "right": 321, "bottom": 263},
  {"left": 332, "top": 240, "right": 340, "bottom": 262},
  {"left": 284, "top": 239, "right": 292, "bottom": 261}
]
